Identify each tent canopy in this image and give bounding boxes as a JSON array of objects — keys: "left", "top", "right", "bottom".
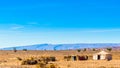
[{"left": 94, "top": 51, "right": 111, "bottom": 55}]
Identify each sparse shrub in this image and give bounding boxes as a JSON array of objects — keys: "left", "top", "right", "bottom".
[
  {"left": 46, "top": 64, "right": 59, "bottom": 68},
  {"left": 22, "top": 56, "right": 57, "bottom": 68},
  {"left": 47, "top": 64, "right": 56, "bottom": 68},
  {"left": 23, "top": 49, "right": 27, "bottom": 51},
  {"left": 16, "top": 57, "right": 22, "bottom": 61},
  {"left": 92, "top": 48, "right": 96, "bottom": 51},
  {"left": 13, "top": 47, "right": 17, "bottom": 52},
  {"left": 36, "top": 63, "right": 58, "bottom": 68},
  {"left": 64, "top": 56, "right": 71, "bottom": 61},
  {"left": 77, "top": 49, "right": 81, "bottom": 52},
  {"left": 106, "top": 48, "right": 112, "bottom": 51},
  {"left": 50, "top": 64, "right": 56, "bottom": 68},
  {"left": 49, "top": 57, "right": 56, "bottom": 61},
  {"left": 83, "top": 48, "right": 86, "bottom": 51},
  {"left": 36, "top": 62, "right": 46, "bottom": 68},
  {"left": 40, "top": 57, "right": 50, "bottom": 64},
  {"left": 21, "top": 59, "right": 38, "bottom": 65}
]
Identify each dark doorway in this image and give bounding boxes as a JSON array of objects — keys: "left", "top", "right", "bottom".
[
  {"left": 73, "top": 56, "right": 77, "bottom": 61},
  {"left": 98, "top": 55, "right": 100, "bottom": 60}
]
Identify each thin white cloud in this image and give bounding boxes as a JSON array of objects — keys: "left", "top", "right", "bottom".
[
  {"left": 84, "top": 29, "right": 120, "bottom": 32},
  {"left": 11, "top": 24, "right": 24, "bottom": 30},
  {"left": 27, "top": 22, "right": 38, "bottom": 25},
  {"left": 27, "top": 22, "right": 51, "bottom": 26}
]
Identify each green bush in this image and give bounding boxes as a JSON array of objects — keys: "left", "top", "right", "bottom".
[
  {"left": 77, "top": 49, "right": 81, "bottom": 52},
  {"left": 22, "top": 56, "right": 57, "bottom": 68},
  {"left": 46, "top": 63, "right": 58, "bottom": 68},
  {"left": 83, "top": 48, "right": 86, "bottom": 51},
  {"left": 16, "top": 57, "right": 22, "bottom": 61},
  {"left": 92, "top": 48, "right": 96, "bottom": 51},
  {"left": 23, "top": 49, "right": 27, "bottom": 51},
  {"left": 21, "top": 59, "right": 38, "bottom": 65},
  {"left": 36, "top": 62, "right": 46, "bottom": 68},
  {"left": 106, "top": 48, "right": 112, "bottom": 51},
  {"left": 13, "top": 47, "right": 17, "bottom": 52}
]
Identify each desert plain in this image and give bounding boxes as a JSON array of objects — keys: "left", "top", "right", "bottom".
[{"left": 0, "top": 49, "right": 119, "bottom": 68}]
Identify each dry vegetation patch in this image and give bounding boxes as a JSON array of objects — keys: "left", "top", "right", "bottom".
[{"left": 0, "top": 50, "right": 119, "bottom": 68}]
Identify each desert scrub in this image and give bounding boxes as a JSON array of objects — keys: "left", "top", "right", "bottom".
[
  {"left": 106, "top": 48, "right": 112, "bottom": 51},
  {"left": 21, "top": 56, "right": 56, "bottom": 65},
  {"left": 13, "top": 47, "right": 17, "bottom": 52},
  {"left": 23, "top": 49, "right": 27, "bottom": 51},
  {"left": 16, "top": 57, "right": 22, "bottom": 61},
  {"left": 83, "top": 48, "right": 87, "bottom": 51},
  {"left": 92, "top": 48, "right": 96, "bottom": 51},
  {"left": 46, "top": 63, "right": 57, "bottom": 68},
  {"left": 77, "top": 49, "right": 81, "bottom": 52},
  {"left": 98, "top": 66, "right": 106, "bottom": 68},
  {"left": 49, "top": 57, "right": 56, "bottom": 61},
  {"left": 21, "top": 58, "right": 38, "bottom": 65},
  {"left": 39, "top": 57, "right": 50, "bottom": 64},
  {"left": 36, "top": 63, "right": 59, "bottom": 68},
  {"left": 39, "top": 56, "right": 56, "bottom": 64},
  {"left": 36, "top": 62, "right": 46, "bottom": 68}
]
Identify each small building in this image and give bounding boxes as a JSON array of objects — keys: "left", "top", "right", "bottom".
[
  {"left": 64, "top": 55, "right": 88, "bottom": 61},
  {"left": 77, "top": 55, "right": 88, "bottom": 60},
  {"left": 71, "top": 55, "right": 77, "bottom": 61},
  {"left": 64, "top": 55, "right": 77, "bottom": 61},
  {"left": 93, "top": 51, "right": 112, "bottom": 61}
]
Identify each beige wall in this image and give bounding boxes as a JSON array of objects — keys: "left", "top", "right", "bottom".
[
  {"left": 93, "top": 54, "right": 98, "bottom": 60},
  {"left": 93, "top": 54, "right": 112, "bottom": 60},
  {"left": 100, "top": 54, "right": 106, "bottom": 60}
]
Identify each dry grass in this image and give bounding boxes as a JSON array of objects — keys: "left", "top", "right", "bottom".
[{"left": 0, "top": 50, "right": 119, "bottom": 68}]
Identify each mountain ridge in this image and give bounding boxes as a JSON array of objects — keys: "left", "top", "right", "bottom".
[{"left": 1, "top": 43, "right": 120, "bottom": 50}]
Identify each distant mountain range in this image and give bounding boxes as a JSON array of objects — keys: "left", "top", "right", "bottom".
[{"left": 1, "top": 43, "right": 120, "bottom": 50}]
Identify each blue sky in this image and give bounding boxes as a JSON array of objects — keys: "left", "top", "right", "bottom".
[{"left": 0, "top": 0, "right": 120, "bottom": 48}]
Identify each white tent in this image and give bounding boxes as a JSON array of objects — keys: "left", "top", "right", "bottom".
[{"left": 93, "top": 51, "right": 112, "bottom": 60}]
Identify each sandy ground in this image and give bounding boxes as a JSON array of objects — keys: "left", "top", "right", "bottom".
[
  {"left": 0, "top": 50, "right": 119, "bottom": 68},
  {"left": 56, "top": 60, "right": 120, "bottom": 68}
]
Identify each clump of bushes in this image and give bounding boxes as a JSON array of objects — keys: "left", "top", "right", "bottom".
[
  {"left": 77, "top": 49, "right": 81, "bottom": 52},
  {"left": 21, "top": 56, "right": 59, "bottom": 68},
  {"left": 64, "top": 56, "right": 71, "bottom": 61},
  {"left": 92, "top": 48, "right": 96, "bottom": 51},
  {"left": 36, "top": 62, "right": 46, "bottom": 68},
  {"left": 21, "top": 59, "right": 38, "bottom": 65},
  {"left": 46, "top": 63, "right": 58, "bottom": 68},
  {"left": 23, "top": 49, "right": 27, "bottom": 51},
  {"left": 36, "top": 63, "right": 59, "bottom": 68},
  {"left": 106, "top": 48, "right": 112, "bottom": 51},
  {"left": 49, "top": 57, "right": 56, "bottom": 61},
  {"left": 83, "top": 48, "right": 87, "bottom": 51},
  {"left": 21, "top": 56, "right": 56, "bottom": 65}
]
